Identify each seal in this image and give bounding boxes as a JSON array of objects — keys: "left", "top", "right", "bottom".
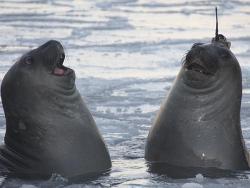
[
  {"left": 0, "top": 40, "right": 111, "bottom": 179},
  {"left": 145, "top": 32, "right": 250, "bottom": 177}
]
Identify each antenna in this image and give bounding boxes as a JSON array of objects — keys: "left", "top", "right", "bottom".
[{"left": 215, "top": 7, "right": 219, "bottom": 41}]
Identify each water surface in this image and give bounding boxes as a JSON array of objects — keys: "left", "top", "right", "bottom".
[{"left": 0, "top": 0, "right": 250, "bottom": 187}]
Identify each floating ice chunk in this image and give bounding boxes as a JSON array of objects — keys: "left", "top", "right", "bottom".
[
  {"left": 182, "top": 182, "right": 203, "bottom": 188},
  {"left": 195, "top": 173, "right": 204, "bottom": 183},
  {"left": 20, "top": 185, "right": 37, "bottom": 188},
  {"left": 49, "top": 173, "right": 68, "bottom": 183}
]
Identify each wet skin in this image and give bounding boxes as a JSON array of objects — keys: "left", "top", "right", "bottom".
[{"left": 145, "top": 40, "right": 250, "bottom": 177}]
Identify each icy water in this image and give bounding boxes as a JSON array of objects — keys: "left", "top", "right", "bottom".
[{"left": 0, "top": 0, "right": 250, "bottom": 187}]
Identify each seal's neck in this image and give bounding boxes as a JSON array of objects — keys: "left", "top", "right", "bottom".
[{"left": 172, "top": 68, "right": 242, "bottom": 121}]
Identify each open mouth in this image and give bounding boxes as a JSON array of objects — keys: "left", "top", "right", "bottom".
[
  {"left": 185, "top": 60, "right": 213, "bottom": 76},
  {"left": 53, "top": 52, "right": 72, "bottom": 76}
]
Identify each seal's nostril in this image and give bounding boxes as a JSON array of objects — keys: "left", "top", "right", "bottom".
[
  {"left": 53, "top": 41, "right": 64, "bottom": 52},
  {"left": 61, "top": 53, "right": 65, "bottom": 59},
  {"left": 59, "top": 53, "right": 65, "bottom": 65}
]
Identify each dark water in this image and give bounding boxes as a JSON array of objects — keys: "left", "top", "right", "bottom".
[{"left": 0, "top": 0, "right": 250, "bottom": 187}]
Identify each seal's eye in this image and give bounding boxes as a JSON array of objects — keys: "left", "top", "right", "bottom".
[{"left": 25, "top": 56, "right": 33, "bottom": 65}]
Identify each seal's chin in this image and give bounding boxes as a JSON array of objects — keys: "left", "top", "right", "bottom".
[{"left": 53, "top": 52, "right": 73, "bottom": 76}]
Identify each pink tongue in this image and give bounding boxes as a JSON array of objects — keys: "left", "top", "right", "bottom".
[{"left": 54, "top": 67, "right": 65, "bottom": 76}]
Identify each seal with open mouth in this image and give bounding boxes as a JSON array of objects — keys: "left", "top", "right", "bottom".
[
  {"left": 0, "top": 40, "right": 111, "bottom": 178},
  {"left": 145, "top": 8, "right": 250, "bottom": 178}
]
